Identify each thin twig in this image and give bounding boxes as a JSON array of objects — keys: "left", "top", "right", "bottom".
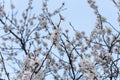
[{"left": 0, "top": 52, "right": 10, "bottom": 80}]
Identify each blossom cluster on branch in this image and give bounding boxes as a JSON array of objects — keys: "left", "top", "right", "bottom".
[{"left": 0, "top": 0, "right": 120, "bottom": 80}]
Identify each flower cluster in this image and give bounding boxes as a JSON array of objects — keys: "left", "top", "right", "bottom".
[
  {"left": 80, "top": 55, "right": 99, "bottom": 80},
  {"left": 0, "top": 0, "right": 120, "bottom": 80},
  {"left": 51, "top": 27, "right": 62, "bottom": 44},
  {"left": 17, "top": 56, "right": 44, "bottom": 80}
]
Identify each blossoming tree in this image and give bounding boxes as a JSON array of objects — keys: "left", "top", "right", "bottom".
[{"left": 0, "top": 0, "right": 120, "bottom": 80}]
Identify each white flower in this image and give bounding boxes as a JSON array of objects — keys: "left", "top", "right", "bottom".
[
  {"left": 42, "top": 2, "right": 47, "bottom": 10},
  {"left": 22, "top": 71, "right": 31, "bottom": 80},
  {"left": 51, "top": 28, "right": 62, "bottom": 44},
  {"left": 39, "top": 14, "right": 47, "bottom": 27},
  {"left": 32, "top": 69, "right": 45, "bottom": 80},
  {"left": 80, "top": 55, "right": 99, "bottom": 79},
  {"left": 30, "top": 56, "right": 41, "bottom": 66},
  {"left": 106, "top": 27, "right": 112, "bottom": 35},
  {"left": 10, "top": 3, "right": 15, "bottom": 9},
  {"left": 75, "top": 31, "right": 85, "bottom": 39}
]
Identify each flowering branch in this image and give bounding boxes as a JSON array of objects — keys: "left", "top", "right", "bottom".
[{"left": 0, "top": 52, "right": 10, "bottom": 80}]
